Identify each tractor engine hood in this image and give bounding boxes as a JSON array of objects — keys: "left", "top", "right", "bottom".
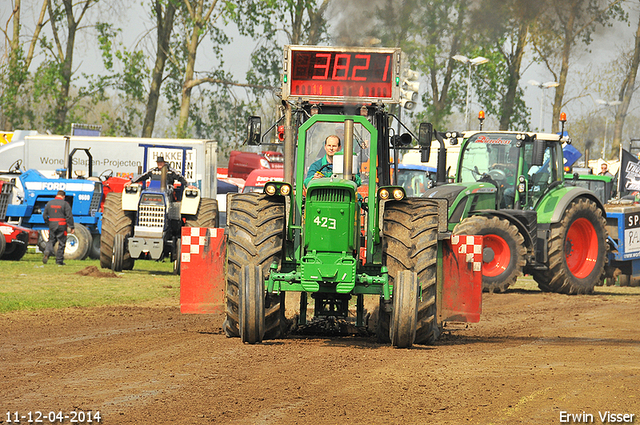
[{"left": 422, "top": 184, "right": 467, "bottom": 209}]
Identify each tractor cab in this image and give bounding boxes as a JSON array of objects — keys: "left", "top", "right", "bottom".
[{"left": 456, "top": 131, "right": 564, "bottom": 211}]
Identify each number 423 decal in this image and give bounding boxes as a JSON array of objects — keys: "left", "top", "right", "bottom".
[{"left": 314, "top": 216, "right": 337, "bottom": 230}]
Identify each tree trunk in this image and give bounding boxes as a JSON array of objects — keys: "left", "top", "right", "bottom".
[
  {"left": 142, "top": 0, "right": 177, "bottom": 138},
  {"left": 551, "top": 7, "right": 575, "bottom": 135},
  {"left": 176, "top": 0, "right": 219, "bottom": 138},
  {"left": 53, "top": 0, "right": 79, "bottom": 134},
  {"left": 499, "top": 20, "right": 528, "bottom": 131},
  {"left": 612, "top": 9, "right": 640, "bottom": 149},
  {"left": 1, "top": 0, "right": 21, "bottom": 130}
]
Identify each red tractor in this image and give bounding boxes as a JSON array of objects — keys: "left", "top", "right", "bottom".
[{"left": 0, "top": 180, "right": 37, "bottom": 260}]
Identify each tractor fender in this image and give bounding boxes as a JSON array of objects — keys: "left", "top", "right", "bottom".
[
  {"left": 469, "top": 209, "right": 535, "bottom": 253},
  {"left": 181, "top": 187, "right": 201, "bottom": 215},
  {"left": 122, "top": 184, "right": 142, "bottom": 211},
  {"left": 537, "top": 186, "right": 606, "bottom": 225}
]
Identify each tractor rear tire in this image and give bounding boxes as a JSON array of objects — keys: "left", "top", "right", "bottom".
[
  {"left": 100, "top": 192, "right": 135, "bottom": 270},
  {"left": 0, "top": 234, "right": 6, "bottom": 258},
  {"left": 184, "top": 198, "right": 219, "bottom": 228},
  {"left": 453, "top": 215, "right": 525, "bottom": 293},
  {"left": 533, "top": 198, "right": 606, "bottom": 294},
  {"left": 224, "top": 193, "right": 286, "bottom": 340},
  {"left": 112, "top": 234, "right": 125, "bottom": 272},
  {"left": 239, "top": 265, "right": 266, "bottom": 344},
  {"left": 383, "top": 199, "right": 440, "bottom": 345},
  {"left": 390, "top": 270, "right": 419, "bottom": 348}
]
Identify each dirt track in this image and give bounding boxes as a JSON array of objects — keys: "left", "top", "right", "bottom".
[{"left": 1, "top": 283, "right": 639, "bottom": 425}]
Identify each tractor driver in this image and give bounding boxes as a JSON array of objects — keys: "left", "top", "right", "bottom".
[
  {"left": 126, "top": 156, "right": 196, "bottom": 190},
  {"left": 304, "top": 135, "right": 362, "bottom": 188}
]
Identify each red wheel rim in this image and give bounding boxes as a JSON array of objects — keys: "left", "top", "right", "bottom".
[
  {"left": 565, "top": 217, "right": 598, "bottom": 278},
  {"left": 483, "top": 234, "right": 511, "bottom": 277}
]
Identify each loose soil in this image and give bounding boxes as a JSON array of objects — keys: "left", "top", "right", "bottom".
[{"left": 1, "top": 282, "right": 639, "bottom": 425}]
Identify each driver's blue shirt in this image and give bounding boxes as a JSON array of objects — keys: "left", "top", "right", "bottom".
[
  {"left": 304, "top": 156, "right": 330, "bottom": 187},
  {"left": 304, "top": 156, "right": 362, "bottom": 187}
]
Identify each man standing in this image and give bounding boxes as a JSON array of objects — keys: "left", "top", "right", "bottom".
[{"left": 42, "top": 190, "right": 74, "bottom": 265}]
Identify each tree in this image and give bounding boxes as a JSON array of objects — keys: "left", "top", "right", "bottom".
[
  {"left": 142, "top": 0, "right": 178, "bottom": 137},
  {"left": 0, "top": 0, "right": 48, "bottom": 130},
  {"left": 244, "top": 0, "right": 330, "bottom": 100},
  {"left": 531, "top": 0, "right": 627, "bottom": 133},
  {"left": 172, "top": 0, "right": 232, "bottom": 138},
  {"left": 469, "top": 0, "right": 543, "bottom": 130},
  {"left": 611, "top": 7, "right": 640, "bottom": 148},
  {"left": 373, "top": 0, "right": 472, "bottom": 129},
  {"left": 94, "top": 23, "right": 149, "bottom": 136}
]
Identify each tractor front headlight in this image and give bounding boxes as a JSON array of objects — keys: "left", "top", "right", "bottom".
[
  {"left": 280, "top": 184, "right": 291, "bottom": 196},
  {"left": 265, "top": 183, "right": 277, "bottom": 196},
  {"left": 392, "top": 188, "right": 405, "bottom": 201},
  {"left": 379, "top": 188, "right": 390, "bottom": 200}
]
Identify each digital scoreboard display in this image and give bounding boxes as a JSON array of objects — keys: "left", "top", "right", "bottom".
[{"left": 283, "top": 46, "right": 401, "bottom": 103}]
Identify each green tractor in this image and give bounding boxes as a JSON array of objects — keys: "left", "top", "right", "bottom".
[
  {"left": 223, "top": 45, "right": 481, "bottom": 347},
  {"left": 423, "top": 117, "right": 607, "bottom": 294}
]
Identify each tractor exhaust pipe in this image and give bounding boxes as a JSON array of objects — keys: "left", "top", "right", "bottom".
[
  {"left": 161, "top": 163, "right": 167, "bottom": 190},
  {"left": 284, "top": 102, "right": 294, "bottom": 185},
  {"left": 344, "top": 119, "right": 354, "bottom": 182}
]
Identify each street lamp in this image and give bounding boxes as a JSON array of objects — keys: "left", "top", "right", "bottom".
[
  {"left": 528, "top": 80, "right": 559, "bottom": 132},
  {"left": 453, "top": 55, "right": 490, "bottom": 129},
  {"left": 596, "top": 98, "right": 622, "bottom": 159}
]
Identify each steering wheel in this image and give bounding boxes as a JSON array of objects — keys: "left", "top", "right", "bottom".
[
  {"left": 99, "top": 169, "right": 114, "bottom": 181},
  {"left": 487, "top": 168, "right": 508, "bottom": 187},
  {"left": 8, "top": 159, "right": 22, "bottom": 173},
  {"left": 315, "top": 163, "right": 333, "bottom": 177}
]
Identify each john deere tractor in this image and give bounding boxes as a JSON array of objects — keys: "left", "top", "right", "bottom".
[
  {"left": 223, "top": 45, "right": 481, "bottom": 347},
  {"left": 423, "top": 116, "right": 607, "bottom": 294}
]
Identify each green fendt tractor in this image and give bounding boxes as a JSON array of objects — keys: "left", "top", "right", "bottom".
[
  {"left": 223, "top": 45, "right": 482, "bottom": 347},
  {"left": 423, "top": 116, "right": 607, "bottom": 294}
]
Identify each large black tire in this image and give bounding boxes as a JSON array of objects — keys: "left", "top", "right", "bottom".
[
  {"left": 532, "top": 198, "right": 607, "bottom": 294},
  {"left": 100, "top": 192, "right": 135, "bottom": 270},
  {"left": 112, "top": 234, "right": 125, "bottom": 272},
  {"left": 239, "top": 265, "right": 266, "bottom": 344},
  {"left": 184, "top": 198, "right": 219, "bottom": 228},
  {"left": 390, "top": 270, "right": 419, "bottom": 348},
  {"left": 382, "top": 199, "right": 440, "bottom": 345},
  {"left": 453, "top": 215, "right": 526, "bottom": 293},
  {"left": 0, "top": 234, "right": 6, "bottom": 258},
  {"left": 89, "top": 233, "right": 101, "bottom": 260},
  {"left": 223, "top": 193, "right": 286, "bottom": 340},
  {"left": 1, "top": 240, "right": 28, "bottom": 261}
]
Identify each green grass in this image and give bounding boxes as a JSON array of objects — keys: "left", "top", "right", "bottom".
[{"left": 0, "top": 251, "right": 180, "bottom": 313}]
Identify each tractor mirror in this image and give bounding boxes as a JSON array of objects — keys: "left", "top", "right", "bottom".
[
  {"left": 246, "top": 116, "right": 262, "bottom": 145},
  {"left": 531, "top": 136, "right": 545, "bottom": 166},
  {"left": 419, "top": 123, "right": 433, "bottom": 162}
]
